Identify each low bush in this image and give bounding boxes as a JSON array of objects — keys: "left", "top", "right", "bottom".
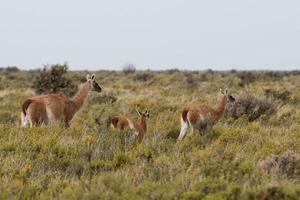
[
  {"left": 265, "top": 88, "right": 291, "bottom": 102},
  {"left": 225, "top": 92, "right": 275, "bottom": 121},
  {"left": 132, "top": 73, "right": 154, "bottom": 82},
  {"left": 236, "top": 72, "right": 259, "bottom": 87},
  {"left": 122, "top": 63, "right": 136, "bottom": 74},
  {"left": 258, "top": 150, "right": 300, "bottom": 179},
  {"left": 236, "top": 71, "right": 287, "bottom": 87},
  {"left": 165, "top": 68, "right": 180, "bottom": 74},
  {"left": 183, "top": 74, "right": 199, "bottom": 87},
  {"left": 4, "top": 66, "right": 20, "bottom": 73}
]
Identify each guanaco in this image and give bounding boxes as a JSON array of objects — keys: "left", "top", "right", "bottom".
[
  {"left": 110, "top": 109, "right": 150, "bottom": 142},
  {"left": 21, "top": 74, "right": 102, "bottom": 127},
  {"left": 178, "top": 88, "right": 235, "bottom": 140}
]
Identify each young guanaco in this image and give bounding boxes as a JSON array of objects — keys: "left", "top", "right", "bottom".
[
  {"left": 21, "top": 74, "right": 102, "bottom": 127},
  {"left": 110, "top": 109, "right": 150, "bottom": 142},
  {"left": 178, "top": 88, "right": 235, "bottom": 140}
]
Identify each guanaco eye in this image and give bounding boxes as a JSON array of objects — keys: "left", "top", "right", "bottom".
[{"left": 229, "top": 95, "right": 235, "bottom": 102}]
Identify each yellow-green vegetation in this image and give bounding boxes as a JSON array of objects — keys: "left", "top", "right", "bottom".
[{"left": 0, "top": 68, "right": 300, "bottom": 200}]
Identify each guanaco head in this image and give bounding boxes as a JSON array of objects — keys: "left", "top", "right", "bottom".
[
  {"left": 220, "top": 88, "right": 235, "bottom": 103},
  {"left": 136, "top": 109, "right": 150, "bottom": 119},
  {"left": 87, "top": 74, "right": 102, "bottom": 92}
]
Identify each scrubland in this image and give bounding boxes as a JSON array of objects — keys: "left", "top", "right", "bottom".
[{"left": 0, "top": 69, "right": 299, "bottom": 199}]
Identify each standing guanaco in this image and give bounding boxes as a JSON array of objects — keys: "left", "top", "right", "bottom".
[
  {"left": 110, "top": 109, "right": 150, "bottom": 142},
  {"left": 178, "top": 88, "right": 235, "bottom": 140},
  {"left": 21, "top": 74, "right": 102, "bottom": 127}
]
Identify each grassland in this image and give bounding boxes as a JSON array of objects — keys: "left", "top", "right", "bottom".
[{"left": 0, "top": 69, "right": 299, "bottom": 199}]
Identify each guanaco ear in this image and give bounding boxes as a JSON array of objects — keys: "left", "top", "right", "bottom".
[
  {"left": 144, "top": 110, "right": 150, "bottom": 118},
  {"left": 220, "top": 88, "right": 224, "bottom": 95},
  {"left": 136, "top": 109, "right": 142, "bottom": 116},
  {"left": 86, "top": 74, "right": 91, "bottom": 81},
  {"left": 225, "top": 88, "right": 228, "bottom": 95},
  {"left": 91, "top": 74, "right": 95, "bottom": 80}
]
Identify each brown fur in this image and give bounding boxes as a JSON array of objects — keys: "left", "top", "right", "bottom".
[
  {"left": 21, "top": 75, "right": 101, "bottom": 127},
  {"left": 181, "top": 108, "right": 189, "bottom": 123},
  {"left": 186, "top": 95, "right": 227, "bottom": 128},
  {"left": 110, "top": 112, "right": 148, "bottom": 142},
  {"left": 178, "top": 89, "right": 234, "bottom": 140},
  {"left": 22, "top": 99, "right": 33, "bottom": 115}
]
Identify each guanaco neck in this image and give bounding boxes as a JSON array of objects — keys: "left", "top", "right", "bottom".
[
  {"left": 71, "top": 81, "right": 91, "bottom": 110},
  {"left": 213, "top": 95, "right": 227, "bottom": 120},
  {"left": 137, "top": 116, "right": 147, "bottom": 142},
  {"left": 140, "top": 116, "right": 147, "bottom": 133}
]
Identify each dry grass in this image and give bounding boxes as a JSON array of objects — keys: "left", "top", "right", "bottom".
[{"left": 0, "top": 70, "right": 299, "bottom": 199}]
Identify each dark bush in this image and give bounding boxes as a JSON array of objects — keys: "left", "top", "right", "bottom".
[
  {"left": 183, "top": 74, "right": 198, "bottom": 86},
  {"left": 133, "top": 72, "right": 154, "bottom": 82},
  {"left": 230, "top": 69, "right": 237, "bottom": 74},
  {"left": 165, "top": 68, "right": 180, "bottom": 74},
  {"left": 264, "top": 89, "right": 291, "bottom": 102},
  {"left": 199, "top": 73, "right": 209, "bottom": 81},
  {"left": 183, "top": 73, "right": 206, "bottom": 87},
  {"left": 289, "top": 70, "right": 300, "bottom": 75},
  {"left": 225, "top": 92, "right": 275, "bottom": 121},
  {"left": 5, "top": 66, "right": 20, "bottom": 72},
  {"left": 264, "top": 71, "right": 285, "bottom": 81},
  {"left": 206, "top": 69, "right": 214, "bottom": 74},
  {"left": 258, "top": 151, "right": 300, "bottom": 179},
  {"left": 122, "top": 63, "right": 136, "bottom": 74},
  {"left": 236, "top": 72, "right": 258, "bottom": 87},
  {"left": 33, "top": 63, "right": 77, "bottom": 96},
  {"left": 236, "top": 71, "right": 289, "bottom": 87},
  {"left": 3, "top": 73, "right": 17, "bottom": 80}
]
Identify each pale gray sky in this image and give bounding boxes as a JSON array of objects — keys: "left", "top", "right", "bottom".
[{"left": 1, "top": 0, "right": 300, "bottom": 70}]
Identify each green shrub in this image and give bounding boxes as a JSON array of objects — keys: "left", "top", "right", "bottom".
[
  {"left": 243, "top": 185, "right": 300, "bottom": 200},
  {"left": 33, "top": 63, "right": 77, "bottom": 96},
  {"left": 112, "top": 153, "right": 132, "bottom": 168}
]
